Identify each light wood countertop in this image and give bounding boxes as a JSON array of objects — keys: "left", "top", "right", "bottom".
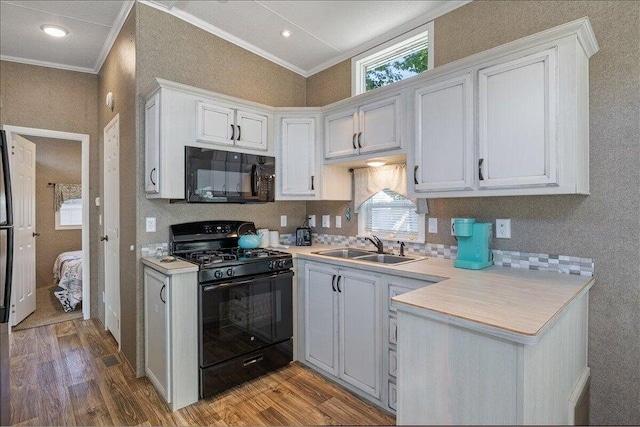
[
  {"left": 287, "top": 245, "right": 594, "bottom": 343},
  {"left": 141, "top": 256, "right": 199, "bottom": 275}
]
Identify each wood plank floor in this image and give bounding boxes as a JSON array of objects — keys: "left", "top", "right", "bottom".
[{"left": 10, "top": 319, "right": 395, "bottom": 426}]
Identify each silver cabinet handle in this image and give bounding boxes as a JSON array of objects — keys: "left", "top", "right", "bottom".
[
  {"left": 150, "top": 168, "right": 156, "bottom": 186},
  {"left": 357, "top": 132, "right": 362, "bottom": 149},
  {"left": 414, "top": 165, "right": 419, "bottom": 185},
  {"left": 479, "top": 158, "right": 485, "bottom": 181}
]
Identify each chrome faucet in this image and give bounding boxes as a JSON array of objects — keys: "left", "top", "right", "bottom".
[{"left": 365, "top": 235, "right": 384, "bottom": 254}]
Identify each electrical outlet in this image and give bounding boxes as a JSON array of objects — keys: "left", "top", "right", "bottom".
[
  {"left": 308, "top": 215, "right": 316, "bottom": 227},
  {"left": 280, "top": 215, "right": 287, "bottom": 227},
  {"left": 335, "top": 216, "right": 342, "bottom": 228},
  {"left": 428, "top": 218, "right": 438, "bottom": 234},
  {"left": 145, "top": 217, "right": 156, "bottom": 232},
  {"left": 496, "top": 219, "right": 511, "bottom": 238},
  {"left": 322, "top": 215, "right": 330, "bottom": 228}
]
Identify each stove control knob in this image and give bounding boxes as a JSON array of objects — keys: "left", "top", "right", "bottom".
[
  {"left": 268, "top": 261, "right": 275, "bottom": 270},
  {"left": 278, "top": 260, "right": 286, "bottom": 268},
  {"left": 227, "top": 268, "right": 234, "bottom": 277},
  {"left": 214, "top": 270, "right": 223, "bottom": 279}
]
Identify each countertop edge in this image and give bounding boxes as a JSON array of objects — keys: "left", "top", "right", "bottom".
[{"left": 141, "top": 257, "right": 199, "bottom": 275}]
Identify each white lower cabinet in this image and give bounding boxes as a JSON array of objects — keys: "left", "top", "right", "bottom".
[
  {"left": 304, "top": 262, "right": 381, "bottom": 399},
  {"left": 143, "top": 264, "right": 199, "bottom": 411}
]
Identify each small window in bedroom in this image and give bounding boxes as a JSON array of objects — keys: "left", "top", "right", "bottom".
[{"left": 55, "top": 199, "right": 82, "bottom": 230}]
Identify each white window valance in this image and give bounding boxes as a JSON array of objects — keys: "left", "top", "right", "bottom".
[{"left": 353, "top": 164, "right": 428, "bottom": 214}]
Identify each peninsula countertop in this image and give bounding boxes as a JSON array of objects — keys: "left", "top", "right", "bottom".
[{"left": 287, "top": 245, "right": 594, "bottom": 343}]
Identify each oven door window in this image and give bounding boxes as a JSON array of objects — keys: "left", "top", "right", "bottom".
[{"left": 199, "top": 271, "right": 293, "bottom": 367}]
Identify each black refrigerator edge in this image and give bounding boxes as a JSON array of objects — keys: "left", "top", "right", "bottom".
[{"left": 0, "top": 129, "right": 14, "bottom": 426}]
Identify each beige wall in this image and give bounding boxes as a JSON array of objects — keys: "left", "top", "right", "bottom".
[
  {"left": 98, "top": 7, "right": 137, "bottom": 368},
  {"left": 31, "top": 137, "right": 82, "bottom": 288},
  {"left": 306, "top": 59, "right": 351, "bottom": 107},
  {"left": 134, "top": 3, "right": 309, "bottom": 373},
  {"left": 0, "top": 61, "right": 100, "bottom": 319},
  {"left": 304, "top": 1, "right": 640, "bottom": 424}
]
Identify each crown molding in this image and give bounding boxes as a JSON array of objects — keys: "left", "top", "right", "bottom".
[
  {"left": 94, "top": 1, "right": 135, "bottom": 73},
  {"left": 0, "top": 55, "right": 96, "bottom": 74},
  {"left": 138, "top": 0, "right": 309, "bottom": 77}
]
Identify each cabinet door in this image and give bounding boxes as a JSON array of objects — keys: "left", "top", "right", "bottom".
[
  {"left": 280, "top": 118, "right": 316, "bottom": 196},
  {"left": 144, "top": 267, "right": 170, "bottom": 401},
  {"left": 236, "top": 109, "right": 268, "bottom": 151},
  {"left": 414, "top": 74, "right": 474, "bottom": 192},
  {"left": 325, "top": 108, "right": 358, "bottom": 159},
  {"left": 338, "top": 268, "right": 381, "bottom": 398},
  {"left": 304, "top": 263, "right": 339, "bottom": 376},
  {"left": 359, "top": 94, "right": 401, "bottom": 154},
  {"left": 478, "top": 48, "right": 558, "bottom": 189},
  {"left": 196, "top": 101, "right": 235, "bottom": 146},
  {"left": 145, "top": 92, "right": 160, "bottom": 194}
]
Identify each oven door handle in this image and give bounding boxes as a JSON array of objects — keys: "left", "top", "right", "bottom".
[
  {"left": 201, "top": 271, "right": 293, "bottom": 292},
  {"left": 250, "top": 164, "right": 259, "bottom": 197}
]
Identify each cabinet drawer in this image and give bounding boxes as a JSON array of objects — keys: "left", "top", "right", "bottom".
[
  {"left": 389, "top": 349, "right": 397, "bottom": 378},
  {"left": 389, "top": 316, "right": 397, "bottom": 345},
  {"left": 388, "top": 381, "right": 397, "bottom": 410}
]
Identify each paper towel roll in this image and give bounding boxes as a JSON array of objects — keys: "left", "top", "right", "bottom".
[{"left": 269, "top": 231, "right": 280, "bottom": 247}]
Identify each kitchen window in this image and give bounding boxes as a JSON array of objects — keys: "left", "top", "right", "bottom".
[
  {"left": 358, "top": 189, "right": 425, "bottom": 242},
  {"left": 352, "top": 22, "right": 434, "bottom": 95}
]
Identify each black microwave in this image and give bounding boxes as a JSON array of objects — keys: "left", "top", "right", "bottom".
[{"left": 185, "top": 147, "right": 275, "bottom": 203}]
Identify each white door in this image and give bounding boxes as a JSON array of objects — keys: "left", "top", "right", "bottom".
[
  {"left": 144, "top": 267, "right": 170, "bottom": 401},
  {"left": 10, "top": 135, "right": 36, "bottom": 326},
  {"left": 304, "top": 262, "right": 339, "bottom": 376},
  {"left": 235, "top": 109, "right": 268, "bottom": 151},
  {"left": 280, "top": 118, "right": 316, "bottom": 197},
  {"left": 324, "top": 108, "right": 358, "bottom": 159},
  {"left": 359, "top": 94, "right": 402, "bottom": 154},
  {"left": 196, "top": 101, "right": 235, "bottom": 146},
  {"left": 478, "top": 48, "right": 558, "bottom": 189},
  {"left": 145, "top": 92, "right": 160, "bottom": 194},
  {"left": 339, "top": 268, "right": 380, "bottom": 398},
  {"left": 414, "top": 73, "right": 474, "bottom": 192},
  {"left": 104, "top": 115, "right": 120, "bottom": 345}
]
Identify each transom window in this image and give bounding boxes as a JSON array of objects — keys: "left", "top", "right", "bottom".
[
  {"left": 358, "top": 189, "right": 425, "bottom": 242},
  {"left": 352, "top": 22, "right": 434, "bottom": 95}
]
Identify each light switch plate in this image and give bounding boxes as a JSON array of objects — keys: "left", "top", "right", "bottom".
[
  {"left": 428, "top": 218, "right": 438, "bottom": 234},
  {"left": 145, "top": 217, "right": 156, "bottom": 233},
  {"left": 280, "top": 215, "right": 287, "bottom": 227},
  {"left": 335, "top": 216, "right": 342, "bottom": 228},
  {"left": 496, "top": 219, "right": 511, "bottom": 238},
  {"left": 308, "top": 215, "right": 316, "bottom": 227},
  {"left": 322, "top": 215, "right": 330, "bottom": 228}
]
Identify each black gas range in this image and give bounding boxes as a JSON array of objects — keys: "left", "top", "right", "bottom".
[{"left": 170, "top": 221, "right": 293, "bottom": 398}]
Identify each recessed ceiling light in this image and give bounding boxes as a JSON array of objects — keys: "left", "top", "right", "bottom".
[
  {"left": 281, "top": 29, "right": 291, "bottom": 38},
  {"left": 367, "top": 161, "right": 386, "bottom": 167},
  {"left": 41, "top": 24, "right": 68, "bottom": 38}
]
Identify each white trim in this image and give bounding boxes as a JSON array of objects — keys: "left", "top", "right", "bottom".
[
  {"left": 0, "top": 55, "right": 96, "bottom": 74},
  {"left": 93, "top": 1, "right": 135, "bottom": 73},
  {"left": 307, "top": 1, "right": 469, "bottom": 77},
  {"left": 2, "top": 125, "right": 91, "bottom": 321},
  {"left": 139, "top": 0, "right": 308, "bottom": 76},
  {"left": 351, "top": 22, "right": 433, "bottom": 96}
]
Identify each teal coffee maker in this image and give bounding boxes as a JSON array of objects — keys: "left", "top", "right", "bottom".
[{"left": 453, "top": 218, "right": 493, "bottom": 270}]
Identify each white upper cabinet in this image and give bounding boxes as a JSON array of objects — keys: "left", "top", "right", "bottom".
[
  {"left": 145, "top": 92, "right": 160, "bottom": 194},
  {"left": 478, "top": 48, "right": 558, "bottom": 189},
  {"left": 324, "top": 93, "right": 402, "bottom": 160},
  {"left": 278, "top": 116, "right": 317, "bottom": 198},
  {"left": 197, "top": 101, "right": 269, "bottom": 151},
  {"left": 413, "top": 72, "right": 474, "bottom": 192},
  {"left": 408, "top": 18, "right": 598, "bottom": 198}
]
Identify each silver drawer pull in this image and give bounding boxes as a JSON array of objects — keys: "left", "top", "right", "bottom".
[{"left": 243, "top": 355, "right": 264, "bottom": 366}]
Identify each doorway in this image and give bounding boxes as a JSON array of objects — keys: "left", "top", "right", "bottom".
[{"left": 4, "top": 125, "right": 91, "bottom": 329}]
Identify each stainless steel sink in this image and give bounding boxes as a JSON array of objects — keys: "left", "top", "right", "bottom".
[
  {"left": 354, "top": 254, "right": 421, "bottom": 264},
  {"left": 313, "top": 248, "right": 374, "bottom": 258},
  {"left": 313, "top": 248, "right": 424, "bottom": 265}
]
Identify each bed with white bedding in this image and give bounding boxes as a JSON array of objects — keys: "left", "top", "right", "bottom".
[{"left": 53, "top": 250, "right": 83, "bottom": 312}]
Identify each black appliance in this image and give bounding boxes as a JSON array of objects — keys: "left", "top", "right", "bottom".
[
  {"left": 295, "top": 225, "right": 312, "bottom": 246},
  {"left": 170, "top": 221, "right": 293, "bottom": 398},
  {"left": 0, "top": 130, "right": 14, "bottom": 426},
  {"left": 185, "top": 147, "right": 275, "bottom": 203}
]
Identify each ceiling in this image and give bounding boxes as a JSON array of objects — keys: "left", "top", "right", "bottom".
[{"left": 0, "top": 0, "right": 468, "bottom": 76}]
